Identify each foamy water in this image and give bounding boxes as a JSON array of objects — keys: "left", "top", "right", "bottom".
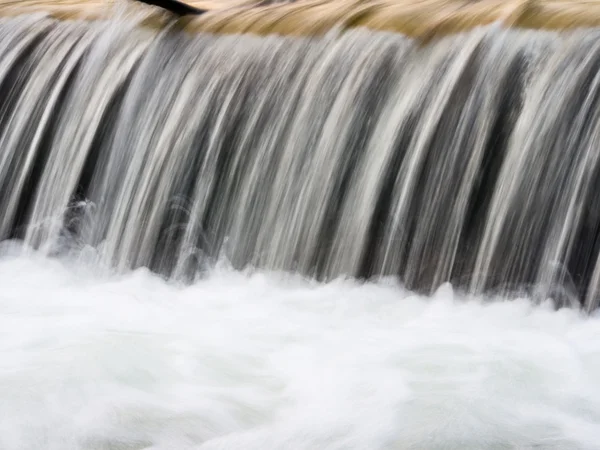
[{"left": 0, "top": 248, "right": 599, "bottom": 450}]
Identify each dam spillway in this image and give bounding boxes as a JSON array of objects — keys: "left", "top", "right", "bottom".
[
  {"left": 1, "top": 6, "right": 600, "bottom": 310},
  {"left": 2, "top": 3, "right": 600, "bottom": 449}
]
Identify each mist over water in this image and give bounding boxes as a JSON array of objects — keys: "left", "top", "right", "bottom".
[{"left": 0, "top": 246, "right": 598, "bottom": 450}]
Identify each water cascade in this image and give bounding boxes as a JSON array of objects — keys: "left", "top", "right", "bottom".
[{"left": 2, "top": 5, "right": 600, "bottom": 310}]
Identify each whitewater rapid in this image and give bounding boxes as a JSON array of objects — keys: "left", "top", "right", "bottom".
[{"left": 0, "top": 246, "right": 599, "bottom": 450}]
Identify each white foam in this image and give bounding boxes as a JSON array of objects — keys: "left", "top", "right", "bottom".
[{"left": 0, "top": 252, "right": 599, "bottom": 450}]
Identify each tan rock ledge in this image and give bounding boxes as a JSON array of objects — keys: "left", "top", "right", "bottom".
[{"left": 1, "top": 0, "right": 600, "bottom": 40}]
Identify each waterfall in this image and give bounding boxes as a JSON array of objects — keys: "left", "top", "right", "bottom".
[{"left": 1, "top": 15, "right": 599, "bottom": 309}]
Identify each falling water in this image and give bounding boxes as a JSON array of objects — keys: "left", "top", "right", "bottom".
[{"left": 1, "top": 15, "right": 600, "bottom": 309}]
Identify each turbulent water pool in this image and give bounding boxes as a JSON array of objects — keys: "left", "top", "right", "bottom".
[{"left": 0, "top": 247, "right": 598, "bottom": 450}]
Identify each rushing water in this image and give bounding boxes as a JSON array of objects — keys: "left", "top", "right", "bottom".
[
  {"left": 2, "top": 15, "right": 600, "bottom": 308},
  {"left": 2, "top": 10, "right": 600, "bottom": 449},
  {"left": 0, "top": 247, "right": 599, "bottom": 450}
]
